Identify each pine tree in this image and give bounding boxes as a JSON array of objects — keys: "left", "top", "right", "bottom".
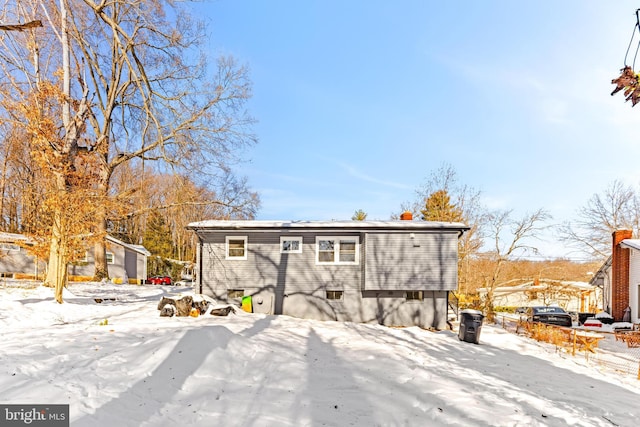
[
  {"left": 352, "top": 209, "right": 368, "bottom": 221},
  {"left": 143, "top": 211, "right": 174, "bottom": 259},
  {"left": 421, "top": 190, "right": 463, "bottom": 222}
]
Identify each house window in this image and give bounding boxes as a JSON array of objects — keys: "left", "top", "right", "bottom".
[
  {"left": 228, "top": 289, "right": 244, "bottom": 299},
  {"left": 69, "top": 250, "right": 88, "bottom": 263},
  {"left": 226, "top": 236, "right": 247, "bottom": 260},
  {"left": 280, "top": 236, "right": 302, "bottom": 253},
  {"left": 316, "top": 237, "right": 359, "bottom": 265},
  {"left": 0, "top": 243, "right": 19, "bottom": 252},
  {"left": 106, "top": 252, "right": 114, "bottom": 264},
  {"left": 326, "top": 290, "right": 343, "bottom": 300},
  {"left": 406, "top": 291, "right": 423, "bottom": 301}
]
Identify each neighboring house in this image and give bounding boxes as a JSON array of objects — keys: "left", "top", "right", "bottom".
[
  {"left": 0, "top": 232, "right": 150, "bottom": 283},
  {"left": 478, "top": 280, "right": 600, "bottom": 313},
  {"left": 590, "top": 229, "right": 640, "bottom": 323},
  {"left": 68, "top": 235, "right": 151, "bottom": 283},
  {"left": 0, "top": 232, "right": 46, "bottom": 279},
  {"left": 187, "top": 217, "right": 469, "bottom": 329}
]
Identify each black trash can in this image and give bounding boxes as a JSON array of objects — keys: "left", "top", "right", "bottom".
[{"left": 458, "top": 309, "right": 484, "bottom": 344}]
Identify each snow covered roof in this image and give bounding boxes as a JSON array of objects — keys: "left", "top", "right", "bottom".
[
  {"left": 478, "top": 280, "right": 596, "bottom": 295},
  {"left": 187, "top": 219, "right": 469, "bottom": 232},
  {"left": 105, "top": 235, "right": 151, "bottom": 256},
  {"left": 0, "top": 232, "right": 33, "bottom": 243},
  {"left": 620, "top": 239, "right": 640, "bottom": 251}
]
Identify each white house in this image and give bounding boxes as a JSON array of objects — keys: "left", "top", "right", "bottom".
[{"left": 590, "top": 230, "right": 640, "bottom": 323}]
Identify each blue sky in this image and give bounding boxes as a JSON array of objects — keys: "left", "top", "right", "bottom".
[{"left": 193, "top": 1, "right": 640, "bottom": 258}]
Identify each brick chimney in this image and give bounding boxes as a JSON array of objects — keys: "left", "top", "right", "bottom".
[
  {"left": 400, "top": 211, "right": 413, "bottom": 221},
  {"left": 611, "top": 229, "right": 632, "bottom": 321}
]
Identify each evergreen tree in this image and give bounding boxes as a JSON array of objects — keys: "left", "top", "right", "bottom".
[
  {"left": 352, "top": 209, "right": 368, "bottom": 221},
  {"left": 421, "top": 189, "right": 464, "bottom": 222},
  {"left": 143, "top": 211, "right": 174, "bottom": 259}
]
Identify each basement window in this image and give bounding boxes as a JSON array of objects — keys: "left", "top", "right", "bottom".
[
  {"left": 406, "top": 291, "right": 423, "bottom": 301},
  {"left": 326, "top": 290, "right": 344, "bottom": 300},
  {"left": 226, "top": 236, "right": 247, "bottom": 260},
  {"left": 228, "top": 289, "right": 244, "bottom": 299}
]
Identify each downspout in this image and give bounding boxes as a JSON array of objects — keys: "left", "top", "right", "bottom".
[{"left": 198, "top": 234, "right": 203, "bottom": 295}]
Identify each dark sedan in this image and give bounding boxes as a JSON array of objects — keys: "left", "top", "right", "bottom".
[{"left": 527, "top": 306, "right": 573, "bottom": 327}]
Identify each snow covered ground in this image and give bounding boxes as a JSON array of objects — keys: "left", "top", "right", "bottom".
[{"left": 1, "top": 282, "right": 639, "bottom": 427}]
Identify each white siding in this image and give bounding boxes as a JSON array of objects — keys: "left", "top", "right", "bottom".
[{"left": 630, "top": 249, "right": 640, "bottom": 322}]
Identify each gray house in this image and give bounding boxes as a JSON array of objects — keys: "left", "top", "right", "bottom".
[
  {"left": 0, "top": 232, "right": 46, "bottom": 279},
  {"left": 0, "top": 232, "right": 150, "bottom": 283},
  {"left": 187, "top": 218, "right": 469, "bottom": 329},
  {"left": 68, "top": 235, "right": 151, "bottom": 283}
]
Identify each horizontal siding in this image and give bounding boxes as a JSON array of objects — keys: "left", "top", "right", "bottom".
[
  {"left": 200, "top": 231, "right": 362, "bottom": 294},
  {"left": 364, "top": 231, "right": 459, "bottom": 291},
  {"left": 196, "top": 228, "right": 460, "bottom": 327}
]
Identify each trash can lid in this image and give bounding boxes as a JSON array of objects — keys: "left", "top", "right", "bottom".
[{"left": 460, "top": 309, "right": 484, "bottom": 316}]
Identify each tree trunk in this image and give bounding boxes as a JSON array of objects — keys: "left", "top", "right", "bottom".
[
  {"left": 45, "top": 205, "right": 69, "bottom": 304},
  {"left": 93, "top": 237, "right": 108, "bottom": 281},
  {"left": 92, "top": 168, "right": 110, "bottom": 281}
]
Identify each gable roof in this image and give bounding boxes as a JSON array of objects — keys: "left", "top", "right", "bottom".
[{"left": 106, "top": 235, "right": 151, "bottom": 256}]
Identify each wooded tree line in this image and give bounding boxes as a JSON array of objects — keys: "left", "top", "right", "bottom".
[{"left": 0, "top": 0, "right": 258, "bottom": 302}]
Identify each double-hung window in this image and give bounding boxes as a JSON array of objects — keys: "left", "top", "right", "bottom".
[
  {"left": 316, "top": 236, "right": 359, "bottom": 265},
  {"left": 226, "top": 236, "right": 248, "bottom": 260}
]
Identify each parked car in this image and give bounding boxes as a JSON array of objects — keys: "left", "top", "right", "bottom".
[
  {"left": 148, "top": 276, "right": 172, "bottom": 285},
  {"left": 175, "top": 278, "right": 194, "bottom": 287},
  {"left": 526, "top": 306, "right": 573, "bottom": 327}
]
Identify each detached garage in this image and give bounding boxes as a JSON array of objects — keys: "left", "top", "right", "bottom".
[{"left": 187, "top": 218, "right": 468, "bottom": 329}]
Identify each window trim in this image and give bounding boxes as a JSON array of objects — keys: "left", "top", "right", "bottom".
[
  {"left": 106, "top": 252, "right": 115, "bottom": 264},
  {"left": 406, "top": 291, "right": 424, "bottom": 301},
  {"left": 280, "top": 236, "right": 303, "bottom": 254},
  {"left": 326, "top": 290, "right": 344, "bottom": 300},
  {"left": 315, "top": 236, "right": 359, "bottom": 265},
  {"left": 226, "top": 236, "right": 248, "bottom": 260}
]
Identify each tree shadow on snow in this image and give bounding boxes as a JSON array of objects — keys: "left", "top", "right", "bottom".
[{"left": 72, "top": 325, "right": 235, "bottom": 427}]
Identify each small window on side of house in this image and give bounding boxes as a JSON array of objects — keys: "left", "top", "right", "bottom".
[
  {"left": 106, "top": 252, "right": 114, "bottom": 264},
  {"left": 406, "top": 291, "right": 423, "bottom": 301},
  {"left": 280, "top": 236, "right": 303, "bottom": 253},
  {"left": 228, "top": 289, "right": 244, "bottom": 299},
  {"left": 226, "top": 236, "right": 248, "bottom": 260},
  {"left": 326, "top": 290, "right": 344, "bottom": 300}
]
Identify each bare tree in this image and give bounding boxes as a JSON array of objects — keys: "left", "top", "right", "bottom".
[
  {"left": 62, "top": 1, "right": 257, "bottom": 279},
  {"left": 401, "top": 163, "right": 486, "bottom": 295},
  {"left": 0, "top": 1, "right": 258, "bottom": 295},
  {"left": 481, "top": 208, "right": 551, "bottom": 320},
  {"left": 559, "top": 180, "right": 639, "bottom": 260}
]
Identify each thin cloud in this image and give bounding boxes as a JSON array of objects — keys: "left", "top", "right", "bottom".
[{"left": 339, "top": 162, "right": 413, "bottom": 190}]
